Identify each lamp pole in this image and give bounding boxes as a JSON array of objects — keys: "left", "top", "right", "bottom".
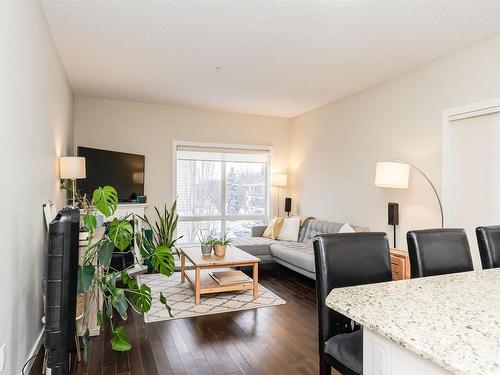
[
  {"left": 71, "top": 178, "right": 77, "bottom": 207},
  {"left": 389, "top": 159, "right": 444, "bottom": 228}
]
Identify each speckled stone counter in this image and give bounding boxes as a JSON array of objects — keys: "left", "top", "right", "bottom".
[{"left": 326, "top": 269, "right": 500, "bottom": 374}]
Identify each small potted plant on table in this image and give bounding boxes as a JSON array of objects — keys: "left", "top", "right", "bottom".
[
  {"left": 198, "top": 230, "right": 215, "bottom": 256},
  {"left": 213, "top": 232, "right": 231, "bottom": 257}
]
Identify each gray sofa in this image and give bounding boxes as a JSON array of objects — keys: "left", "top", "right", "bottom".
[{"left": 232, "top": 219, "right": 369, "bottom": 279}]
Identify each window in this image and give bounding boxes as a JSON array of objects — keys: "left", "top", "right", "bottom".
[{"left": 175, "top": 144, "right": 270, "bottom": 243}]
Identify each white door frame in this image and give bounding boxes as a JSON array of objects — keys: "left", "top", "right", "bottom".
[{"left": 442, "top": 97, "right": 500, "bottom": 226}]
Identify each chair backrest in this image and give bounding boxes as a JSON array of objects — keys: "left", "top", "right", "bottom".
[
  {"left": 406, "top": 229, "right": 473, "bottom": 278},
  {"left": 476, "top": 226, "right": 500, "bottom": 269},
  {"left": 313, "top": 232, "right": 392, "bottom": 351}
]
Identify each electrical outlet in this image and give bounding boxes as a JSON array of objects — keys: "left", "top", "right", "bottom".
[
  {"left": 0, "top": 343, "right": 6, "bottom": 372},
  {"left": 373, "top": 339, "right": 391, "bottom": 375}
]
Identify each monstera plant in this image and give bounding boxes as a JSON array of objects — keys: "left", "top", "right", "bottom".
[{"left": 67, "top": 183, "right": 177, "bottom": 355}]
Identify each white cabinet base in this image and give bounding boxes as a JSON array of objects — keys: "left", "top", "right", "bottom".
[{"left": 363, "top": 328, "right": 450, "bottom": 375}]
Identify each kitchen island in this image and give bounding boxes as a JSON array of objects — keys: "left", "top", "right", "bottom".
[{"left": 326, "top": 269, "right": 500, "bottom": 374}]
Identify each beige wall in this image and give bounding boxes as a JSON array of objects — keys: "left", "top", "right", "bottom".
[
  {"left": 74, "top": 97, "right": 291, "bottom": 215},
  {"left": 290, "top": 35, "right": 500, "bottom": 252},
  {"left": 0, "top": 1, "right": 74, "bottom": 373}
]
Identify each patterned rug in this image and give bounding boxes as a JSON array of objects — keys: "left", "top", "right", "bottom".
[{"left": 137, "top": 272, "right": 286, "bottom": 322}]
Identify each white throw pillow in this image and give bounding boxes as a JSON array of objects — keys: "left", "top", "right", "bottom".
[
  {"left": 338, "top": 222, "right": 355, "bottom": 233},
  {"left": 277, "top": 217, "right": 301, "bottom": 241}
]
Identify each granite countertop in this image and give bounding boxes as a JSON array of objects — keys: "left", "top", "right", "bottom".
[{"left": 326, "top": 269, "right": 500, "bottom": 375}]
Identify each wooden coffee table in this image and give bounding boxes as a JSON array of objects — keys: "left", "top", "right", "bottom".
[{"left": 180, "top": 245, "right": 260, "bottom": 304}]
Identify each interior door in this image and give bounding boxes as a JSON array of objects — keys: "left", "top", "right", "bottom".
[{"left": 446, "top": 111, "right": 500, "bottom": 269}]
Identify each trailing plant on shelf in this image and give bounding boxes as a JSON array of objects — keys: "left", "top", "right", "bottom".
[{"left": 63, "top": 183, "right": 177, "bottom": 356}]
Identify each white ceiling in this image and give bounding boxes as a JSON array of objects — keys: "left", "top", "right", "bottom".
[{"left": 42, "top": 1, "right": 500, "bottom": 118}]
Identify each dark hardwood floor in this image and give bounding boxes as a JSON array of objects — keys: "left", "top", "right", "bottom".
[{"left": 32, "top": 266, "right": 330, "bottom": 375}]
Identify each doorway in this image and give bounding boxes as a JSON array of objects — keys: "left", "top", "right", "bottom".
[{"left": 443, "top": 99, "right": 500, "bottom": 269}]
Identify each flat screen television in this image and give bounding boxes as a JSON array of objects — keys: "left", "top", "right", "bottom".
[{"left": 77, "top": 146, "right": 145, "bottom": 202}]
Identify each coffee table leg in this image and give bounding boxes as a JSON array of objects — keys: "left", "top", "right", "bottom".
[
  {"left": 253, "top": 262, "right": 259, "bottom": 299},
  {"left": 180, "top": 252, "right": 185, "bottom": 283},
  {"left": 195, "top": 267, "right": 201, "bottom": 304}
]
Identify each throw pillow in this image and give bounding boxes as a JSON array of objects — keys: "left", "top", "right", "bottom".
[
  {"left": 277, "top": 216, "right": 301, "bottom": 241},
  {"left": 263, "top": 217, "right": 285, "bottom": 240},
  {"left": 338, "top": 222, "right": 355, "bottom": 233}
]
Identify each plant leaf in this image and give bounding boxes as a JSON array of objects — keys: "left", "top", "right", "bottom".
[
  {"left": 96, "top": 311, "right": 103, "bottom": 328},
  {"left": 109, "top": 219, "right": 133, "bottom": 251},
  {"left": 120, "top": 271, "right": 137, "bottom": 289},
  {"left": 130, "top": 284, "right": 152, "bottom": 313},
  {"left": 112, "top": 289, "right": 128, "bottom": 320},
  {"left": 105, "top": 297, "right": 113, "bottom": 318},
  {"left": 98, "top": 240, "right": 115, "bottom": 270},
  {"left": 111, "top": 326, "right": 132, "bottom": 351},
  {"left": 83, "top": 214, "right": 97, "bottom": 233},
  {"left": 150, "top": 245, "right": 175, "bottom": 276},
  {"left": 81, "top": 329, "right": 90, "bottom": 362},
  {"left": 159, "top": 292, "right": 173, "bottom": 318},
  {"left": 93, "top": 186, "right": 118, "bottom": 217},
  {"left": 77, "top": 265, "right": 95, "bottom": 293},
  {"left": 138, "top": 232, "right": 154, "bottom": 259}
]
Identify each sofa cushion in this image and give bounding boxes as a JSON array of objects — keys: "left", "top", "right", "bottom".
[
  {"left": 232, "top": 237, "right": 277, "bottom": 256},
  {"left": 302, "top": 219, "right": 369, "bottom": 243},
  {"left": 263, "top": 217, "right": 284, "bottom": 240},
  {"left": 277, "top": 217, "right": 301, "bottom": 241},
  {"left": 338, "top": 222, "right": 355, "bottom": 233},
  {"left": 297, "top": 217, "right": 314, "bottom": 242},
  {"left": 303, "top": 220, "right": 343, "bottom": 243},
  {"left": 270, "top": 242, "right": 315, "bottom": 273}
]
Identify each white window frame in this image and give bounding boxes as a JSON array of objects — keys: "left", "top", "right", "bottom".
[{"left": 172, "top": 140, "right": 272, "bottom": 242}]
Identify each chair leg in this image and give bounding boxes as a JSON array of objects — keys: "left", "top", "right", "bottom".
[{"left": 319, "top": 357, "right": 331, "bottom": 375}]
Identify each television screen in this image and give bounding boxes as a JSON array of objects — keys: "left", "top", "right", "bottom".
[{"left": 77, "top": 146, "right": 145, "bottom": 202}]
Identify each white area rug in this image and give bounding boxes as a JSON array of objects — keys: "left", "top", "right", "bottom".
[{"left": 137, "top": 272, "right": 286, "bottom": 322}]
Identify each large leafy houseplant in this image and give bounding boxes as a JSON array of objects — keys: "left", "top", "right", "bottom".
[
  {"left": 66, "top": 183, "right": 177, "bottom": 354},
  {"left": 137, "top": 203, "right": 181, "bottom": 279}
]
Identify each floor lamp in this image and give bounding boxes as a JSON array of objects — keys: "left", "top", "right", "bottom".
[
  {"left": 375, "top": 160, "right": 444, "bottom": 246},
  {"left": 272, "top": 174, "right": 288, "bottom": 217}
]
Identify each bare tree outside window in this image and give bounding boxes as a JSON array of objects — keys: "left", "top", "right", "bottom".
[{"left": 176, "top": 147, "right": 269, "bottom": 243}]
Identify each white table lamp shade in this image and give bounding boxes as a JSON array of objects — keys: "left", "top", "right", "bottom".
[
  {"left": 60, "top": 157, "right": 86, "bottom": 179},
  {"left": 272, "top": 173, "right": 288, "bottom": 187},
  {"left": 375, "top": 161, "right": 410, "bottom": 189}
]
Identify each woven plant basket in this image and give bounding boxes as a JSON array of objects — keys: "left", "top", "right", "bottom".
[
  {"left": 76, "top": 293, "right": 86, "bottom": 320},
  {"left": 42, "top": 292, "right": 87, "bottom": 319}
]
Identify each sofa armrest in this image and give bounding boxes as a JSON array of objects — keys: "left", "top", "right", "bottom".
[{"left": 251, "top": 225, "right": 268, "bottom": 237}]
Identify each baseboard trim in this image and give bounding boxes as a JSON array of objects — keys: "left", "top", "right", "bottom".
[{"left": 22, "top": 328, "right": 44, "bottom": 375}]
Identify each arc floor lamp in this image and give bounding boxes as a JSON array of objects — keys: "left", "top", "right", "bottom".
[{"left": 375, "top": 160, "right": 444, "bottom": 246}]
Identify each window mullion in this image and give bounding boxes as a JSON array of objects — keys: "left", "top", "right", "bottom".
[{"left": 221, "top": 160, "right": 226, "bottom": 233}]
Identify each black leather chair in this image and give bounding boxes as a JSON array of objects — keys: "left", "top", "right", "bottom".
[
  {"left": 476, "top": 226, "right": 500, "bottom": 269},
  {"left": 406, "top": 229, "right": 473, "bottom": 278},
  {"left": 313, "top": 232, "right": 393, "bottom": 375}
]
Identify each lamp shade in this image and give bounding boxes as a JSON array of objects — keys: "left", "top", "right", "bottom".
[
  {"left": 271, "top": 173, "right": 287, "bottom": 187},
  {"left": 374, "top": 161, "right": 409, "bottom": 189},
  {"left": 60, "top": 157, "right": 86, "bottom": 179}
]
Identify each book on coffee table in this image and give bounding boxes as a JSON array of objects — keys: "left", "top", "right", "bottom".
[{"left": 210, "top": 270, "right": 252, "bottom": 286}]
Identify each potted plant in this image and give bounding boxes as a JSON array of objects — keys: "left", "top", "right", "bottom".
[
  {"left": 137, "top": 202, "right": 182, "bottom": 275},
  {"left": 62, "top": 182, "right": 176, "bottom": 356},
  {"left": 213, "top": 232, "right": 231, "bottom": 257},
  {"left": 198, "top": 229, "right": 214, "bottom": 255}
]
